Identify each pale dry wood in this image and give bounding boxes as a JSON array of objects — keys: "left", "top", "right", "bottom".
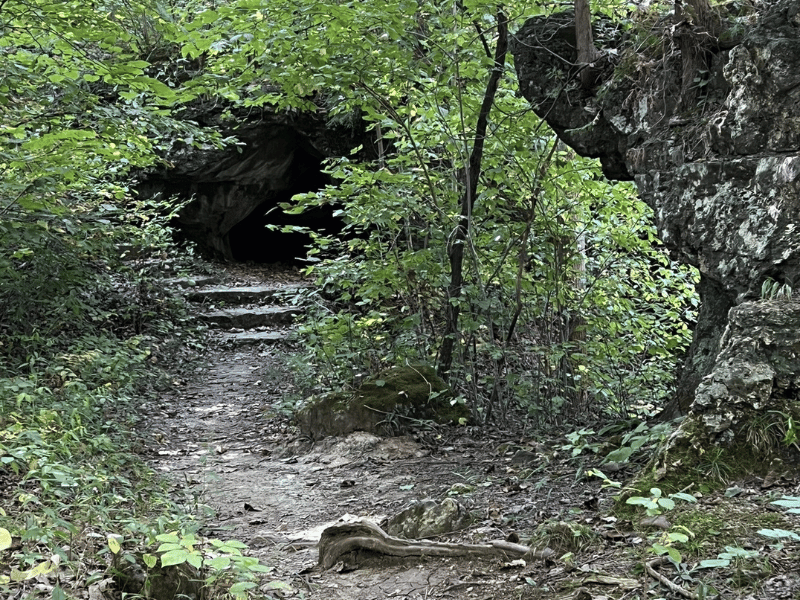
[
  {"left": 645, "top": 556, "right": 692, "bottom": 598},
  {"left": 318, "top": 519, "right": 554, "bottom": 569}
]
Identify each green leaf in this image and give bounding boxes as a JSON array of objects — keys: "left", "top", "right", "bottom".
[
  {"left": 185, "top": 552, "right": 203, "bottom": 569},
  {"left": 0, "top": 528, "right": 11, "bottom": 551},
  {"left": 142, "top": 554, "right": 158, "bottom": 569},
  {"left": 771, "top": 497, "right": 800, "bottom": 509},
  {"left": 696, "top": 558, "right": 730, "bottom": 569},
  {"left": 721, "top": 546, "right": 759, "bottom": 559},
  {"left": 107, "top": 535, "right": 121, "bottom": 555},
  {"left": 229, "top": 581, "right": 257, "bottom": 593},
  {"left": 757, "top": 528, "right": 800, "bottom": 541},
  {"left": 156, "top": 542, "right": 184, "bottom": 552},
  {"left": 670, "top": 492, "right": 697, "bottom": 504},
  {"left": 625, "top": 496, "right": 650, "bottom": 506},
  {"left": 52, "top": 585, "right": 68, "bottom": 600},
  {"left": 657, "top": 497, "right": 675, "bottom": 511},
  {"left": 160, "top": 549, "right": 189, "bottom": 567},
  {"left": 206, "top": 556, "right": 231, "bottom": 570},
  {"left": 12, "top": 561, "right": 55, "bottom": 581},
  {"left": 652, "top": 544, "right": 682, "bottom": 564},
  {"left": 604, "top": 446, "right": 632, "bottom": 463},
  {"left": 213, "top": 539, "right": 248, "bottom": 550}
]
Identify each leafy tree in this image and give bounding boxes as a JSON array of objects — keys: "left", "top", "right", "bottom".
[
  {"left": 1, "top": 0, "right": 698, "bottom": 426},
  {"left": 169, "top": 0, "right": 698, "bottom": 421}
]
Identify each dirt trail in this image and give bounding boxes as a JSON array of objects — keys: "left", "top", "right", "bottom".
[
  {"left": 143, "top": 262, "right": 588, "bottom": 599},
  {"left": 149, "top": 343, "right": 569, "bottom": 598},
  {"left": 142, "top": 263, "right": 800, "bottom": 600}
]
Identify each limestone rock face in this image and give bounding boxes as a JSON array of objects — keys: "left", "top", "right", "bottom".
[
  {"left": 692, "top": 300, "right": 800, "bottom": 431},
  {"left": 657, "top": 299, "right": 800, "bottom": 468},
  {"left": 512, "top": 0, "right": 800, "bottom": 413}
]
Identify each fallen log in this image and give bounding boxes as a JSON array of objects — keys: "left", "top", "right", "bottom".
[{"left": 318, "top": 519, "right": 554, "bottom": 569}]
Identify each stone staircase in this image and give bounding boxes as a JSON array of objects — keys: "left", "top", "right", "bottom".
[
  {"left": 186, "top": 281, "right": 307, "bottom": 346},
  {"left": 118, "top": 248, "right": 309, "bottom": 345}
]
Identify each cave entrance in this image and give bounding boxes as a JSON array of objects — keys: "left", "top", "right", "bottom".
[
  {"left": 226, "top": 147, "right": 336, "bottom": 264},
  {"left": 137, "top": 121, "right": 351, "bottom": 265}
]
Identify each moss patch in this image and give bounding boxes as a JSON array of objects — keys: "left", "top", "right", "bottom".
[{"left": 296, "top": 365, "right": 470, "bottom": 439}]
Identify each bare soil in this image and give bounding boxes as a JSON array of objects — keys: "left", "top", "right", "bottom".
[{"left": 144, "top": 262, "right": 800, "bottom": 600}]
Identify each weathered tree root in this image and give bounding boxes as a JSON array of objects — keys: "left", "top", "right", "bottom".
[
  {"left": 318, "top": 519, "right": 554, "bottom": 569},
  {"left": 644, "top": 557, "right": 692, "bottom": 598}
]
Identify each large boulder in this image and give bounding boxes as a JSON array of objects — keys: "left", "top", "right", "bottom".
[
  {"left": 385, "top": 498, "right": 471, "bottom": 539},
  {"left": 296, "top": 365, "right": 470, "bottom": 439},
  {"left": 511, "top": 0, "right": 800, "bottom": 415},
  {"left": 655, "top": 298, "right": 800, "bottom": 473}
]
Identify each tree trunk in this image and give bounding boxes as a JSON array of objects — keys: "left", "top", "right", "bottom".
[
  {"left": 437, "top": 10, "right": 508, "bottom": 380},
  {"left": 574, "top": 0, "right": 600, "bottom": 88}
]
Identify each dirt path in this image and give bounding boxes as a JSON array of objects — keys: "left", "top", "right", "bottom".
[
  {"left": 149, "top": 342, "right": 572, "bottom": 599},
  {"left": 143, "top": 262, "right": 800, "bottom": 600}
]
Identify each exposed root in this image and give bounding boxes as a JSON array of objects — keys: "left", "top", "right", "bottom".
[
  {"left": 645, "top": 556, "right": 692, "bottom": 598},
  {"left": 318, "top": 519, "right": 554, "bottom": 570}
]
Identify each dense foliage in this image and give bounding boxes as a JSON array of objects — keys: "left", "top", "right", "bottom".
[
  {"left": 1, "top": 0, "right": 698, "bottom": 419},
  {"left": 0, "top": 2, "right": 247, "bottom": 597},
  {"left": 212, "top": 0, "right": 699, "bottom": 421},
  {"left": 1, "top": 0, "right": 699, "bottom": 596}
]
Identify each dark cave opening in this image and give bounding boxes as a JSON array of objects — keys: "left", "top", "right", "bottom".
[
  {"left": 222, "top": 143, "right": 341, "bottom": 264},
  {"left": 227, "top": 183, "right": 339, "bottom": 264},
  {"left": 141, "top": 122, "right": 349, "bottom": 265},
  {"left": 226, "top": 142, "right": 337, "bottom": 263}
]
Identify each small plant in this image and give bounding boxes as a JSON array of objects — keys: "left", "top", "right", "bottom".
[
  {"left": 0, "top": 523, "right": 59, "bottom": 589},
  {"left": 601, "top": 420, "right": 676, "bottom": 464},
  {"left": 761, "top": 277, "right": 793, "bottom": 301},
  {"left": 627, "top": 487, "right": 698, "bottom": 565},
  {"left": 693, "top": 545, "right": 760, "bottom": 570},
  {"left": 775, "top": 412, "right": 800, "bottom": 451},
  {"left": 745, "top": 412, "right": 786, "bottom": 456},
  {"left": 562, "top": 428, "right": 600, "bottom": 457},
  {"left": 626, "top": 487, "right": 697, "bottom": 516},
  {"left": 651, "top": 526, "right": 694, "bottom": 564},
  {"left": 585, "top": 468, "right": 622, "bottom": 489},
  {"left": 696, "top": 447, "right": 733, "bottom": 483},
  {"left": 106, "top": 531, "right": 286, "bottom": 600}
]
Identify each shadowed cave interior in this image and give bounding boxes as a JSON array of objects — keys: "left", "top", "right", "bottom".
[{"left": 140, "top": 123, "right": 347, "bottom": 264}]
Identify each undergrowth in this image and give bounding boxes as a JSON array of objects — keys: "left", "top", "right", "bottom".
[{"left": 0, "top": 204, "right": 271, "bottom": 599}]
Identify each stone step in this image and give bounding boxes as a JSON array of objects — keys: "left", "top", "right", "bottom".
[
  {"left": 186, "top": 284, "right": 306, "bottom": 305},
  {"left": 221, "top": 330, "right": 292, "bottom": 346},
  {"left": 197, "top": 306, "right": 300, "bottom": 329},
  {"left": 165, "top": 276, "right": 222, "bottom": 289}
]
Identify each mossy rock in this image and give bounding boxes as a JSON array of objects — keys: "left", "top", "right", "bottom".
[{"left": 296, "top": 365, "right": 469, "bottom": 439}]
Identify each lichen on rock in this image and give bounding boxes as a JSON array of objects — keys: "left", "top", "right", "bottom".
[
  {"left": 385, "top": 498, "right": 471, "bottom": 539},
  {"left": 511, "top": 0, "right": 800, "bottom": 421},
  {"left": 655, "top": 299, "right": 800, "bottom": 477}
]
